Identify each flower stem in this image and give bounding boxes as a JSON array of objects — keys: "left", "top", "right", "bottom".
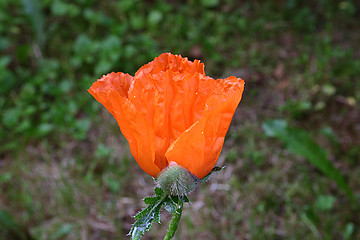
[{"left": 163, "top": 198, "right": 184, "bottom": 240}]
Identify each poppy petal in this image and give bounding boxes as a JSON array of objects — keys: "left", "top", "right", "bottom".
[
  {"left": 88, "top": 73, "right": 160, "bottom": 177},
  {"left": 135, "top": 53, "right": 205, "bottom": 78},
  {"left": 128, "top": 70, "right": 215, "bottom": 172},
  {"left": 88, "top": 54, "right": 245, "bottom": 180},
  {"left": 165, "top": 77, "right": 244, "bottom": 179}
]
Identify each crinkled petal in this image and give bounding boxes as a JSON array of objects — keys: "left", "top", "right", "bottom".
[
  {"left": 135, "top": 53, "right": 205, "bottom": 79},
  {"left": 88, "top": 54, "right": 245, "bottom": 179},
  {"left": 128, "top": 69, "right": 217, "bottom": 172},
  {"left": 88, "top": 73, "right": 160, "bottom": 177},
  {"left": 165, "top": 77, "right": 244, "bottom": 179}
]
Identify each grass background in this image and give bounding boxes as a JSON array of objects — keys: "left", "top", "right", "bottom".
[{"left": 1, "top": 0, "right": 359, "bottom": 239}]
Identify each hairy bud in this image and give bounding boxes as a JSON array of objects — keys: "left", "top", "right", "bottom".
[{"left": 157, "top": 162, "right": 199, "bottom": 196}]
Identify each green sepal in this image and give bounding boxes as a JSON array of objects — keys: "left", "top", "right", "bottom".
[
  {"left": 178, "top": 195, "right": 190, "bottom": 203},
  {"left": 164, "top": 201, "right": 176, "bottom": 214},
  {"left": 157, "top": 162, "right": 199, "bottom": 196},
  {"left": 163, "top": 195, "right": 190, "bottom": 214},
  {"left": 200, "top": 166, "right": 225, "bottom": 183},
  {"left": 163, "top": 197, "right": 177, "bottom": 214}
]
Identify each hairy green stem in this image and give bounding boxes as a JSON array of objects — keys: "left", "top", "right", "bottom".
[{"left": 163, "top": 199, "right": 183, "bottom": 240}]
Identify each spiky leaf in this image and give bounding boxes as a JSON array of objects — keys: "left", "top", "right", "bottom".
[
  {"left": 154, "top": 187, "right": 164, "bottom": 196},
  {"left": 144, "top": 196, "right": 160, "bottom": 205}
]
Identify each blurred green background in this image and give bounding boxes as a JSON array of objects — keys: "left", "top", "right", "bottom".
[{"left": 1, "top": 0, "right": 359, "bottom": 239}]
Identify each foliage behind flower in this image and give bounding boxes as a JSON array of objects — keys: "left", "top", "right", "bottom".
[{"left": 88, "top": 53, "right": 244, "bottom": 179}]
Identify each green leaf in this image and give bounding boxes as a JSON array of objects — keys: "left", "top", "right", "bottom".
[
  {"left": 154, "top": 187, "right": 164, "bottom": 196},
  {"left": 103, "top": 174, "right": 121, "bottom": 193},
  {"left": 144, "top": 196, "right": 160, "bottom": 205},
  {"left": 131, "top": 208, "right": 156, "bottom": 239},
  {"left": 21, "top": 0, "right": 45, "bottom": 46},
  {"left": 262, "top": 119, "right": 287, "bottom": 137},
  {"left": 0, "top": 172, "right": 12, "bottom": 184},
  {"left": 134, "top": 205, "right": 152, "bottom": 220},
  {"left": 2, "top": 108, "right": 21, "bottom": 127},
  {"left": 37, "top": 123, "right": 53, "bottom": 136},
  {"left": 201, "top": 0, "right": 219, "bottom": 8},
  {"left": 130, "top": 194, "right": 165, "bottom": 239},
  {"left": 344, "top": 223, "right": 355, "bottom": 240},
  {"left": 129, "top": 219, "right": 149, "bottom": 240},
  {"left": 262, "top": 119, "right": 354, "bottom": 200},
  {"left": 314, "top": 195, "right": 336, "bottom": 211},
  {"left": 300, "top": 207, "right": 321, "bottom": 238},
  {"left": 148, "top": 10, "right": 163, "bottom": 26},
  {"left": 73, "top": 118, "right": 91, "bottom": 140},
  {"left": 0, "top": 209, "right": 17, "bottom": 230},
  {"left": 50, "top": 223, "right": 73, "bottom": 240},
  {"left": 0, "top": 209, "right": 34, "bottom": 240},
  {"left": 95, "top": 143, "right": 112, "bottom": 158},
  {"left": 320, "top": 126, "right": 339, "bottom": 146},
  {"left": 153, "top": 203, "right": 162, "bottom": 224}
]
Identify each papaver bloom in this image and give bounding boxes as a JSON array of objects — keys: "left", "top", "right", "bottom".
[{"left": 88, "top": 53, "right": 244, "bottom": 179}]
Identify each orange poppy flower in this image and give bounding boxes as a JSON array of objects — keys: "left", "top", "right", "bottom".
[{"left": 88, "top": 53, "right": 244, "bottom": 179}]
